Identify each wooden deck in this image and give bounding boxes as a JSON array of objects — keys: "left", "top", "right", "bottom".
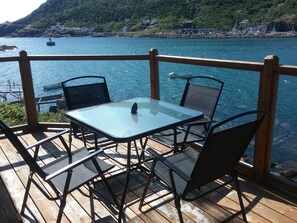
[{"left": 0, "top": 129, "right": 297, "bottom": 223}]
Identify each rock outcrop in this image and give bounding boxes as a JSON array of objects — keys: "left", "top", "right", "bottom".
[{"left": 0, "top": 45, "right": 18, "bottom": 51}]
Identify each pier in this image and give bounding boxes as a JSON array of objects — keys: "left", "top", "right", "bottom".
[{"left": 0, "top": 80, "right": 22, "bottom": 102}]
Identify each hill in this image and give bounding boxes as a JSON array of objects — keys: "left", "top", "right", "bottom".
[{"left": 0, "top": 0, "right": 297, "bottom": 37}]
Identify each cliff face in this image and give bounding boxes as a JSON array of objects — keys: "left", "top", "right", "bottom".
[{"left": 1, "top": 0, "right": 297, "bottom": 37}]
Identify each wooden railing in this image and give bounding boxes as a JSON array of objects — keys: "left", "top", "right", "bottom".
[{"left": 1, "top": 49, "right": 297, "bottom": 195}]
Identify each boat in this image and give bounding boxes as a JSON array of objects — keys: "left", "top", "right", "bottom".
[
  {"left": 43, "top": 82, "right": 62, "bottom": 91},
  {"left": 168, "top": 72, "right": 192, "bottom": 78},
  {"left": 46, "top": 38, "right": 55, "bottom": 46},
  {"left": 46, "top": 41, "right": 55, "bottom": 46}
]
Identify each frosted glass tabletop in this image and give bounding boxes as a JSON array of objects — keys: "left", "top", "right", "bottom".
[{"left": 65, "top": 97, "right": 203, "bottom": 142}]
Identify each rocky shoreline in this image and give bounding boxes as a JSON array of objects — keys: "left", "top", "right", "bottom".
[
  {"left": 2, "top": 30, "right": 297, "bottom": 39},
  {"left": 115, "top": 31, "right": 297, "bottom": 39}
]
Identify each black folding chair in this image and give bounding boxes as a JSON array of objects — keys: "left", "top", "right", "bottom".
[
  {"left": 0, "top": 119, "right": 119, "bottom": 222},
  {"left": 62, "top": 76, "right": 113, "bottom": 148},
  {"left": 152, "top": 76, "right": 224, "bottom": 149},
  {"left": 140, "top": 110, "right": 266, "bottom": 223}
]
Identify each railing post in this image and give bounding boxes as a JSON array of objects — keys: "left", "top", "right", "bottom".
[
  {"left": 18, "top": 50, "right": 39, "bottom": 130},
  {"left": 254, "top": 55, "right": 279, "bottom": 181},
  {"left": 149, "top": 48, "right": 160, "bottom": 100}
]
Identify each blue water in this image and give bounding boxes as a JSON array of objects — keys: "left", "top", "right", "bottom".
[{"left": 1, "top": 37, "right": 297, "bottom": 166}]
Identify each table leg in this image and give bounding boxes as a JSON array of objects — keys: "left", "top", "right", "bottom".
[
  {"left": 138, "top": 137, "right": 148, "bottom": 162},
  {"left": 118, "top": 141, "right": 131, "bottom": 223}
]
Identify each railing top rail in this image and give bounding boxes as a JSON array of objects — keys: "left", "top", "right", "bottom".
[
  {"left": 156, "top": 54, "right": 264, "bottom": 72},
  {"left": 2, "top": 52, "right": 297, "bottom": 77},
  {"left": 276, "top": 65, "right": 297, "bottom": 77},
  {"left": 0, "top": 57, "right": 20, "bottom": 62},
  {"left": 27, "top": 54, "right": 149, "bottom": 61}
]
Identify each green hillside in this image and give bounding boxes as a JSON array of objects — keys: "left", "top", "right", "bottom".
[{"left": 0, "top": 0, "right": 297, "bottom": 37}]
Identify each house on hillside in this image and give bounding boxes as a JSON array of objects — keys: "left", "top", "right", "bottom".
[
  {"left": 141, "top": 19, "right": 150, "bottom": 25},
  {"left": 150, "top": 19, "right": 159, "bottom": 25},
  {"left": 198, "top": 28, "right": 218, "bottom": 35},
  {"left": 122, "top": 26, "right": 128, "bottom": 32},
  {"left": 244, "top": 24, "right": 266, "bottom": 35},
  {"left": 239, "top": 19, "right": 249, "bottom": 25},
  {"left": 181, "top": 21, "right": 196, "bottom": 34},
  {"left": 140, "top": 19, "right": 159, "bottom": 25}
]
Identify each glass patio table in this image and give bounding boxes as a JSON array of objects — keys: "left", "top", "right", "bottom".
[{"left": 65, "top": 97, "right": 203, "bottom": 222}]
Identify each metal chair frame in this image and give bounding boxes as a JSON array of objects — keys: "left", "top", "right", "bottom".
[
  {"left": 152, "top": 76, "right": 224, "bottom": 149},
  {"left": 140, "top": 110, "right": 266, "bottom": 223},
  {"left": 0, "top": 119, "right": 119, "bottom": 222},
  {"left": 62, "top": 75, "right": 112, "bottom": 148}
]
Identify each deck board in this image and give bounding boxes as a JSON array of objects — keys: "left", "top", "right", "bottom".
[
  {"left": 0, "top": 173, "right": 22, "bottom": 223},
  {"left": 0, "top": 130, "right": 297, "bottom": 223}
]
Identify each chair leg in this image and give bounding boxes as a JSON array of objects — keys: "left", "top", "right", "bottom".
[
  {"left": 94, "top": 133, "right": 99, "bottom": 150},
  {"left": 169, "top": 170, "right": 184, "bottom": 223},
  {"left": 138, "top": 137, "right": 148, "bottom": 162},
  {"left": 21, "top": 175, "right": 33, "bottom": 215},
  {"left": 80, "top": 127, "right": 88, "bottom": 148},
  {"left": 174, "top": 195, "right": 184, "bottom": 223},
  {"left": 57, "top": 195, "right": 67, "bottom": 223},
  {"left": 234, "top": 176, "right": 248, "bottom": 222},
  {"left": 133, "top": 140, "right": 140, "bottom": 161},
  {"left": 89, "top": 184, "right": 95, "bottom": 221},
  {"left": 139, "top": 171, "right": 154, "bottom": 210},
  {"left": 101, "top": 175, "right": 119, "bottom": 208}
]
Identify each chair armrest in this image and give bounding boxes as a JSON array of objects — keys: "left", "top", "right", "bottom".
[
  {"left": 45, "top": 148, "right": 104, "bottom": 181},
  {"left": 147, "top": 148, "right": 191, "bottom": 182},
  {"left": 26, "top": 129, "right": 69, "bottom": 150}
]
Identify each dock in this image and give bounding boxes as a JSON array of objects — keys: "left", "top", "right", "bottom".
[
  {"left": 35, "top": 93, "right": 64, "bottom": 111},
  {"left": 43, "top": 82, "right": 62, "bottom": 91},
  {"left": 0, "top": 81, "right": 22, "bottom": 102}
]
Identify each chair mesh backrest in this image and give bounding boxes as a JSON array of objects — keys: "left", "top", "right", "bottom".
[
  {"left": 0, "top": 119, "right": 45, "bottom": 178},
  {"left": 62, "top": 76, "right": 111, "bottom": 110},
  {"left": 187, "top": 110, "right": 265, "bottom": 192},
  {"left": 180, "top": 76, "right": 223, "bottom": 122}
]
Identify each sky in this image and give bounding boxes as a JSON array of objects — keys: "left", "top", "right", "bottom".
[{"left": 0, "top": 0, "right": 46, "bottom": 23}]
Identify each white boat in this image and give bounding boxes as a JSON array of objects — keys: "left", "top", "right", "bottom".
[{"left": 168, "top": 72, "right": 192, "bottom": 78}]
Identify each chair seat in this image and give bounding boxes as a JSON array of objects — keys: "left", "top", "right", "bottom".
[
  {"left": 42, "top": 148, "right": 114, "bottom": 193},
  {"left": 147, "top": 148, "right": 199, "bottom": 194}
]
